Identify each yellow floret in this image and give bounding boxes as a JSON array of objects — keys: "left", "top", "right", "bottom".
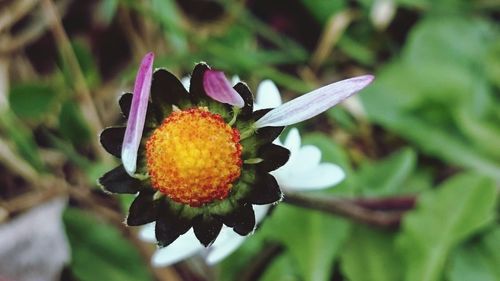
[{"left": 146, "top": 107, "right": 242, "bottom": 207}]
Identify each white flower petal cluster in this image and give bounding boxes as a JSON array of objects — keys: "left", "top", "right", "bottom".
[{"left": 140, "top": 79, "right": 345, "bottom": 266}]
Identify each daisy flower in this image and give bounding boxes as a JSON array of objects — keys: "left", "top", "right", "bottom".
[
  {"left": 99, "top": 53, "right": 373, "bottom": 253},
  {"left": 139, "top": 80, "right": 351, "bottom": 266}
]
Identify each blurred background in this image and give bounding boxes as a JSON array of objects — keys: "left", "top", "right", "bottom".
[{"left": 0, "top": 0, "right": 499, "bottom": 280}]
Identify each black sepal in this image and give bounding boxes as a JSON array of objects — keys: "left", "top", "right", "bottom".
[
  {"left": 127, "top": 191, "right": 160, "bottom": 226},
  {"left": 252, "top": 108, "right": 271, "bottom": 120},
  {"left": 119, "top": 92, "right": 160, "bottom": 125},
  {"left": 233, "top": 82, "right": 254, "bottom": 120},
  {"left": 252, "top": 109, "right": 285, "bottom": 143},
  {"left": 193, "top": 215, "right": 223, "bottom": 247},
  {"left": 256, "top": 126, "right": 285, "bottom": 145},
  {"left": 155, "top": 202, "right": 192, "bottom": 247},
  {"left": 223, "top": 203, "right": 255, "bottom": 235},
  {"left": 99, "top": 165, "right": 142, "bottom": 194},
  {"left": 257, "top": 144, "right": 290, "bottom": 172},
  {"left": 247, "top": 173, "right": 282, "bottom": 205},
  {"left": 151, "top": 69, "right": 189, "bottom": 107},
  {"left": 99, "top": 127, "right": 125, "bottom": 158},
  {"left": 119, "top": 93, "right": 133, "bottom": 118},
  {"left": 189, "top": 63, "right": 210, "bottom": 104}
]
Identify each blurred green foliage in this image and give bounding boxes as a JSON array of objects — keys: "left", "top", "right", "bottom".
[
  {"left": 2, "top": 0, "right": 499, "bottom": 280},
  {"left": 63, "top": 208, "right": 153, "bottom": 281}
]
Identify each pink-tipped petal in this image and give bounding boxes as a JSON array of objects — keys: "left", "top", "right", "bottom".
[
  {"left": 203, "top": 70, "right": 245, "bottom": 108},
  {"left": 254, "top": 75, "right": 374, "bottom": 128},
  {"left": 121, "top": 52, "right": 154, "bottom": 176}
]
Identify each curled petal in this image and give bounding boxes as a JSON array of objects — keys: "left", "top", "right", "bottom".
[
  {"left": 254, "top": 75, "right": 374, "bottom": 128},
  {"left": 121, "top": 52, "right": 154, "bottom": 176},
  {"left": 203, "top": 70, "right": 245, "bottom": 108}
]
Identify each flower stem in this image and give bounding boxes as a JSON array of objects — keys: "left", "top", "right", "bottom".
[
  {"left": 283, "top": 192, "right": 416, "bottom": 228},
  {"left": 352, "top": 196, "right": 416, "bottom": 211}
]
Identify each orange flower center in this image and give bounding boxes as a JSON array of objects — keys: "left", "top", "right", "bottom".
[{"left": 145, "top": 107, "right": 242, "bottom": 207}]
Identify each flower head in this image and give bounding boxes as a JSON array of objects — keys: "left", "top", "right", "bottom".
[
  {"left": 99, "top": 52, "right": 373, "bottom": 249},
  {"left": 140, "top": 79, "right": 355, "bottom": 267}
]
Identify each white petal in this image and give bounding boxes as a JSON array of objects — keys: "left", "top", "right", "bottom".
[
  {"left": 283, "top": 128, "right": 301, "bottom": 153},
  {"left": 254, "top": 75, "right": 374, "bottom": 128},
  {"left": 253, "top": 204, "right": 271, "bottom": 223},
  {"left": 151, "top": 230, "right": 203, "bottom": 267},
  {"left": 271, "top": 128, "right": 301, "bottom": 180},
  {"left": 205, "top": 227, "right": 246, "bottom": 265},
  {"left": 231, "top": 75, "right": 241, "bottom": 85},
  {"left": 282, "top": 163, "right": 345, "bottom": 191},
  {"left": 289, "top": 145, "right": 322, "bottom": 172},
  {"left": 181, "top": 76, "right": 190, "bottom": 90},
  {"left": 254, "top": 80, "right": 283, "bottom": 110},
  {"left": 138, "top": 223, "right": 156, "bottom": 243}
]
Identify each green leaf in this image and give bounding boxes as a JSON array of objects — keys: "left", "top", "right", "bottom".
[
  {"left": 9, "top": 83, "right": 58, "bottom": 120},
  {"left": 356, "top": 147, "right": 417, "bottom": 196},
  {"left": 262, "top": 205, "right": 351, "bottom": 281},
  {"left": 396, "top": 173, "right": 497, "bottom": 281},
  {"left": 260, "top": 254, "right": 300, "bottom": 281},
  {"left": 362, "top": 103, "right": 500, "bottom": 181},
  {"left": 98, "top": 0, "right": 119, "bottom": 24},
  {"left": 447, "top": 226, "right": 500, "bottom": 281},
  {"left": 0, "top": 111, "right": 45, "bottom": 171},
  {"left": 59, "top": 101, "right": 92, "bottom": 146},
  {"left": 403, "top": 17, "right": 493, "bottom": 66},
  {"left": 327, "top": 107, "right": 357, "bottom": 132},
  {"left": 72, "top": 41, "right": 101, "bottom": 90},
  {"left": 453, "top": 101, "right": 500, "bottom": 161},
  {"left": 340, "top": 225, "right": 402, "bottom": 281},
  {"left": 394, "top": 0, "right": 470, "bottom": 12},
  {"left": 217, "top": 231, "right": 268, "bottom": 281},
  {"left": 149, "top": 0, "right": 188, "bottom": 52},
  {"left": 338, "top": 36, "right": 376, "bottom": 66},
  {"left": 300, "top": 0, "right": 346, "bottom": 24},
  {"left": 485, "top": 38, "right": 500, "bottom": 89},
  {"left": 63, "top": 208, "right": 153, "bottom": 281},
  {"left": 361, "top": 17, "right": 500, "bottom": 180}
]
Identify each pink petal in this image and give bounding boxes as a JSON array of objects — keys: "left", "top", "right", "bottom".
[
  {"left": 254, "top": 75, "right": 374, "bottom": 128},
  {"left": 121, "top": 52, "right": 154, "bottom": 176},
  {"left": 203, "top": 70, "right": 244, "bottom": 108}
]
